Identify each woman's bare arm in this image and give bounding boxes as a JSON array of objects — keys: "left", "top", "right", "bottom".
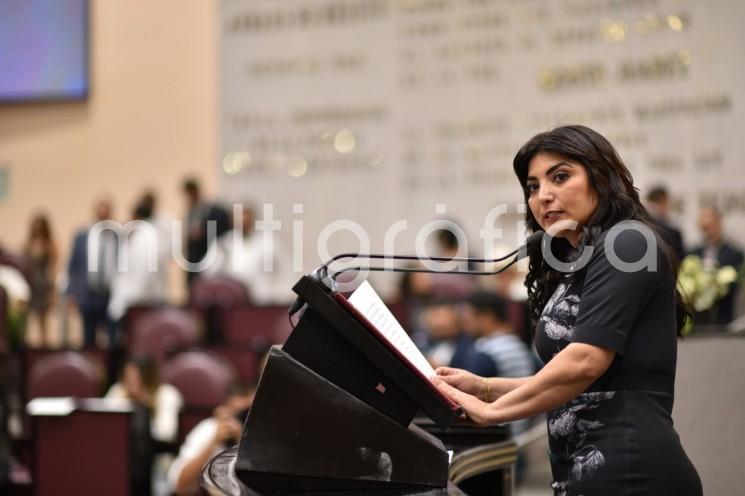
[{"left": 435, "top": 343, "right": 614, "bottom": 426}]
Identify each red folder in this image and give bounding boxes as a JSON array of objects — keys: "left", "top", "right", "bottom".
[{"left": 333, "top": 293, "right": 462, "bottom": 415}]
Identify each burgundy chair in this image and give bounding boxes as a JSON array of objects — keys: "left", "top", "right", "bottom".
[
  {"left": 23, "top": 347, "right": 110, "bottom": 401},
  {"left": 208, "top": 346, "right": 260, "bottom": 385},
  {"left": 507, "top": 300, "right": 529, "bottom": 344},
  {"left": 428, "top": 273, "right": 476, "bottom": 300},
  {"left": 129, "top": 308, "right": 202, "bottom": 364},
  {"left": 122, "top": 303, "right": 165, "bottom": 348},
  {"left": 189, "top": 275, "right": 250, "bottom": 310},
  {"left": 161, "top": 351, "right": 234, "bottom": 442},
  {"left": 190, "top": 275, "right": 251, "bottom": 342},
  {"left": 27, "top": 351, "right": 103, "bottom": 399},
  {"left": 13, "top": 349, "right": 106, "bottom": 458},
  {"left": 387, "top": 301, "right": 410, "bottom": 331},
  {"left": 213, "top": 305, "right": 291, "bottom": 384},
  {"left": 220, "top": 305, "right": 291, "bottom": 350}
]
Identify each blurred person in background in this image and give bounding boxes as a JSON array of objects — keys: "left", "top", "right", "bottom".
[
  {"left": 645, "top": 186, "right": 685, "bottom": 261},
  {"left": 396, "top": 225, "right": 476, "bottom": 347},
  {"left": 182, "top": 178, "right": 210, "bottom": 288},
  {"left": 202, "top": 204, "right": 290, "bottom": 304},
  {"left": 478, "top": 242, "right": 528, "bottom": 302},
  {"left": 421, "top": 298, "right": 497, "bottom": 377},
  {"left": 105, "top": 354, "right": 183, "bottom": 443},
  {"left": 138, "top": 190, "right": 173, "bottom": 265},
  {"left": 478, "top": 242, "right": 531, "bottom": 345},
  {"left": 398, "top": 226, "right": 476, "bottom": 303},
  {"left": 182, "top": 178, "right": 230, "bottom": 287},
  {"left": 689, "top": 206, "right": 744, "bottom": 324},
  {"left": 66, "top": 199, "right": 118, "bottom": 348},
  {"left": 24, "top": 213, "right": 58, "bottom": 347},
  {"left": 107, "top": 198, "right": 169, "bottom": 331},
  {"left": 106, "top": 354, "right": 183, "bottom": 495},
  {"left": 461, "top": 290, "right": 536, "bottom": 436},
  {"left": 168, "top": 383, "right": 254, "bottom": 495},
  {"left": 421, "top": 227, "right": 477, "bottom": 300}
]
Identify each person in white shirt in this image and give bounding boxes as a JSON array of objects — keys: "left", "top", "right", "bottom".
[
  {"left": 202, "top": 205, "right": 291, "bottom": 304},
  {"left": 137, "top": 190, "right": 175, "bottom": 266},
  {"left": 105, "top": 355, "right": 183, "bottom": 443},
  {"left": 108, "top": 201, "right": 169, "bottom": 324},
  {"left": 167, "top": 385, "right": 254, "bottom": 495}
]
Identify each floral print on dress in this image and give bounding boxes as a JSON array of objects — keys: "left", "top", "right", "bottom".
[
  {"left": 550, "top": 480, "right": 569, "bottom": 496},
  {"left": 547, "top": 390, "right": 616, "bottom": 494},
  {"left": 541, "top": 282, "right": 581, "bottom": 341},
  {"left": 548, "top": 392, "right": 614, "bottom": 444},
  {"left": 571, "top": 445, "right": 606, "bottom": 482},
  {"left": 542, "top": 280, "right": 617, "bottom": 496}
]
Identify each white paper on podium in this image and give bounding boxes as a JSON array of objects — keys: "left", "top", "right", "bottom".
[{"left": 347, "top": 280, "right": 435, "bottom": 379}]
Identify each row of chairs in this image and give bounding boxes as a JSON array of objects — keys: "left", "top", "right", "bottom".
[
  {"left": 7, "top": 348, "right": 240, "bottom": 494},
  {"left": 3, "top": 274, "right": 285, "bottom": 494},
  {"left": 123, "top": 302, "right": 291, "bottom": 384},
  {"left": 129, "top": 304, "right": 292, "bottom": 356},
  {"left": 25, "top": 348, "right": 239, "bottom": 443}
]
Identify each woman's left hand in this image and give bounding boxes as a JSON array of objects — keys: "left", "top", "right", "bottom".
[{"left": 432, "top": 376, "right": 495, "bottom": 427}]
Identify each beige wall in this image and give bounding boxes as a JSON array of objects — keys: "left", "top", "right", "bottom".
[{"left": 0, "top": 0, "right": 218, "bottom": 302}]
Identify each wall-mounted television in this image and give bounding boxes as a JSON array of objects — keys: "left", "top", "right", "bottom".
[{"left": 0, "top": 0, "right": 89, "bottom": 102}]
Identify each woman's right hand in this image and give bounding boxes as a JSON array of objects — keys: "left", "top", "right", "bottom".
[{"left": 435, "top": 367, "right": 486, "bottom": 398}]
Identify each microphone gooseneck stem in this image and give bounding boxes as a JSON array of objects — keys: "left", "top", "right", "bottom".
[
  {"left": 322, "top": 249, "right": 518, "bottom": 269},
  {"left": 288, "top": 231, "right": 544, "bottom": 315},
  {"left": 330, "top": 254, "right": 520, "bottom": 282}
]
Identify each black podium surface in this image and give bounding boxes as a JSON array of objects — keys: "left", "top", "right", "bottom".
[
  {"left": 229, "top": 276, "right": 466, "bottom": 493},
  {"left": 236, "top": 347, "right": 450, "bottom": 491},
  {"left": 224, "top": 275, "right": 505, "bottom": 494},
  {"left": 202, "top": 447, "right": 467, "bottom": 496}
]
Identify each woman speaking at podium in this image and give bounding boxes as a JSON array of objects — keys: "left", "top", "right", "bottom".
[{"left": 434, "top": 125, "right": 702, "bottom": 495}]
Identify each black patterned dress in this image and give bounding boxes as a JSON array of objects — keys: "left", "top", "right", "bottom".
[{"left": 534, "top": 225, "right": 702, "bottom": 495}]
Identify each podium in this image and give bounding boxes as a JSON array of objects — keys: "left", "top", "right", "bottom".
[
  {"left": 28, "top": 398, "right": 133, "bottom": 496},
  {"left": 234, "top": 275, "right": 463, "bottom": 494}
]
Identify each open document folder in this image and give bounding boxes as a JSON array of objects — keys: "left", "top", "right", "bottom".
[
  {"left": 343, "top": 280, "right": 436, "bottom": 380},
  {"left": 286, "top": 273, "right": 462, "bottom": 427}
]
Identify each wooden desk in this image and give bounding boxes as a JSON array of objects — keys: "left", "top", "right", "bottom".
[{"left": 28, "top": 398, "right": 132, "bottom": 496}]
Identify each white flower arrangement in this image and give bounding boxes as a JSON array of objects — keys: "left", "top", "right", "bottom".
[{"left": 677, "top": 255, "right": 741, "bottom": 333}]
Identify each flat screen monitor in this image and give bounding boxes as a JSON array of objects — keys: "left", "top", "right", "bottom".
[{"left": 0, "top": 0, "right": 89, "bottom": 102}]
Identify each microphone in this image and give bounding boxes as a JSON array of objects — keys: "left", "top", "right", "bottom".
[
  {"left": 328, "top": 230, "right": 544, "bottom": 281},
  {"left": 288, "top": 230, "right": 544, "bottom": 316}
]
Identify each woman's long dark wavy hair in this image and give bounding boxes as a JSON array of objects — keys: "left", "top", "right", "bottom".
[{"left": 512, "top": 125, "right": 689, "bottom": 336}]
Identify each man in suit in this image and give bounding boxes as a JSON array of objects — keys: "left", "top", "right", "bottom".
[
  {"left": 182, "top": 178, "right": 230, "bottom": 287},
  {"left": 66, "top": 199, "right": 118, "bottom": 348},
  {"left": 646, "top": 186, "right": 685, "bottom": 261},
  {"left": 690, "top": 207, "right": 745, "bottom": 324}
]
